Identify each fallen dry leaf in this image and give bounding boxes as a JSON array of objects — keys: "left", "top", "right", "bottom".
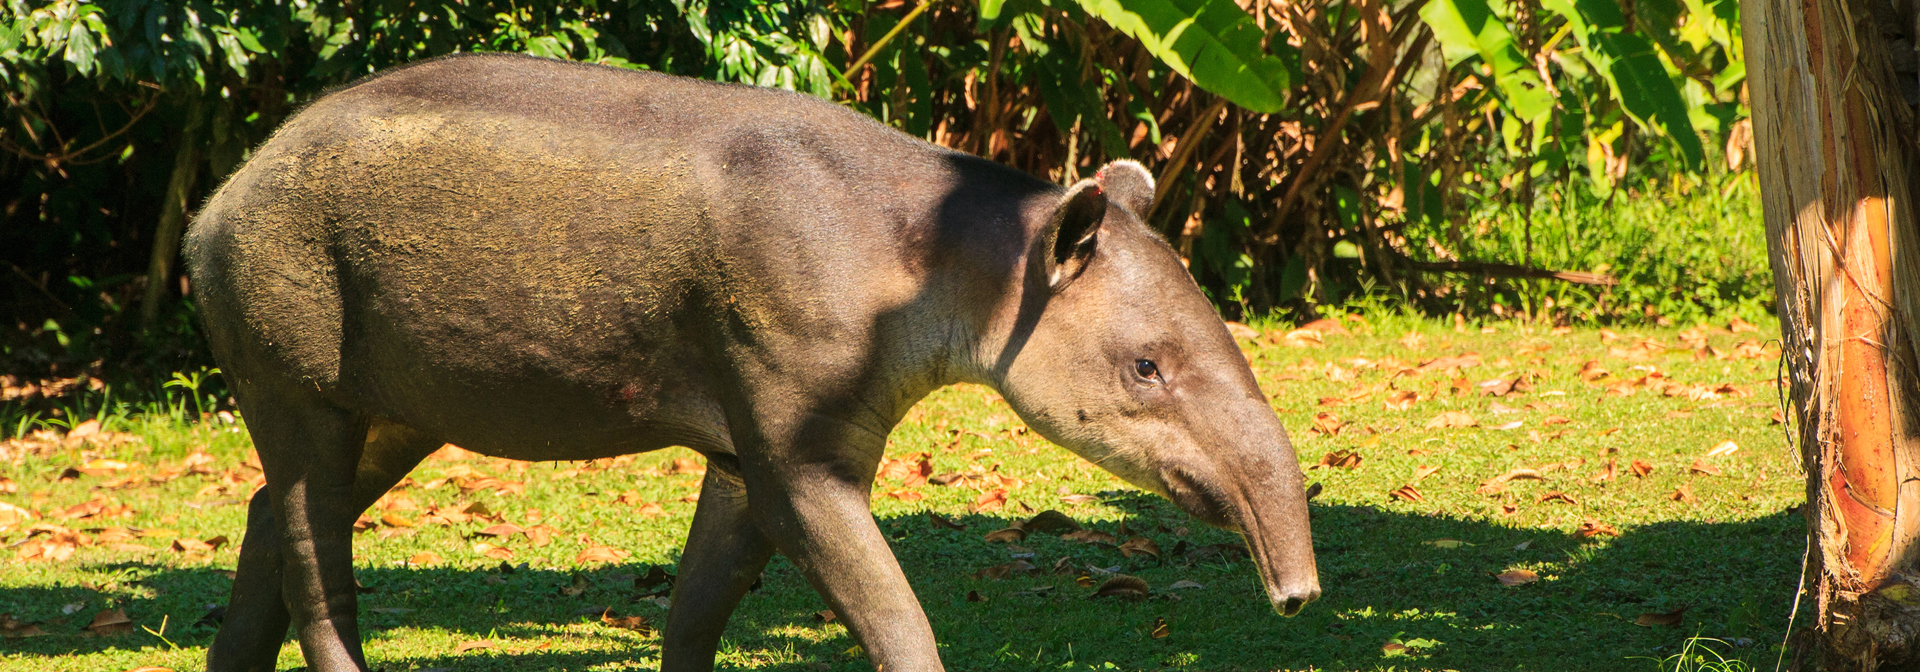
[
  {"left": 1494, "top": 569, "right": 1539, "bottom": 586},
  {"left": 974, "top": 559, "right": 1036, "bottom": 579},
  {"left": 1059, "top": 493, "right": 1099, "bottom": 505},
  {"left": 1590, "top": 460, "right": 1617, "bottom": 482},
  {"left": 1576, "top": 520, "right": 1620, "bottom": 538},
  {"left": 983, "top": 528, "right": 1026, "bottom": 544},
  {"left": 1671, "top": 483, "right": 1698, "bottom": 504},
  {"left": 1629, "top": 460, "right": 1655, "bottom": 478},
  {"left": 1537, "top": 491, "right": 1579, "bottom": 505},
  {"left": 1689, "top": 459, "right": 1724, "bottom": 476},
  {"left": 927, "top": 511, "right": 966, "bottom": 530},
  {"left": 1413, "top": 465, "right": 1441, "bottom": 481},
  {"left": 575, "top": 545, "right": 631, "bottom": 564},
  {"left": 883, "top": 489, "right": 925, "bottom": 501},
  {"left": 407, "top": 551, "right": 443, "bottom": 566},
  {"left": 970, "top": 489, "right": 1008, "bottom": 513},
  {"left": 454, "top": 640, "right": 493, "bottom": 653},
  {"left": 87, "top": 608, "right": 134, "bottom": 636},
  {"left": 600, "top": 608, "right": 653, "bottom": 633},
  {"left": 1384, "top": 390, "right": 1419, "bottom": 411},
  {"left": 1635, "top": 605, "right": 1690, "bottom": 627},
  {"left": 668, "top": 458, "right": 706, "bottom": 476},
  {"left": 1091, "top": 575, "right": 1151, "bottom": 598},
  {"left": 1476, "top": 468, "right": 1545, "bottom": 495},
  {"left": 171, "top": 536, "right": 229, "bottom": 554},
  {"left": 1062, "top": 529, "right": 1118, "bottom": 545},
  {"left": 1387, "top": 485, "right": 1423, "bottom": 501},
  {"left": 1310, "top": 412, "right": 1345, "bottom": 436},
  {"left": 1117, "top": 536, "right": 1162, "bottom": 559},
  {"left": 1021, "top": 510, "right": 1081, "bottom": 533},
  {"left": 476, "top": 523, "right": 524, "bottom": 538},
  {"left": 1425, "top": 411, "right": 1477, "bottom": 429},
  {"left": 1311, "top": 450, "right": 1363, "bottom": 470}
]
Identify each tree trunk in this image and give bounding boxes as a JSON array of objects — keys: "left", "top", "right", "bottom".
[
  {"left": 139, "top": 98, "right": 206, "bottom": 332},
  {"left": 1742, "top": 0, "right": 1920, "bottom": 668}
]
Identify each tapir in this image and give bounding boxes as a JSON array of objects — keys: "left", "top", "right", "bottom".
[{"left": 185, "top": 52, "right": 1319, "bottom": 672}]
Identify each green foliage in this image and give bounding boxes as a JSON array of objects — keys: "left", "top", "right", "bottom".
[{"left": 1068, "top": 0, "right": 1294, "bottom": 113}]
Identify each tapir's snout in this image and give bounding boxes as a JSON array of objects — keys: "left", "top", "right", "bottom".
[
  {"left": 1271, "top": 576, "right": 1322, "bottom": 616},
  {"left": 1160, "top": 453, "right": 1321, "bottom": 617}
]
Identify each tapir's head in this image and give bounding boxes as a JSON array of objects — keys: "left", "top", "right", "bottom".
[{"left": 981, "top": 160, "right": 1320, "bottom": 615}]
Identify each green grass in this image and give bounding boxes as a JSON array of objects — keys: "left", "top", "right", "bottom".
[{"left": 0, "top": 315, "right": 1806, "bottom": 671}]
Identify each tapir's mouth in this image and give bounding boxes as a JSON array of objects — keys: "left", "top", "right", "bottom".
[{"left": 1162, "top": 465, "right": 1321, "bottom": 616}]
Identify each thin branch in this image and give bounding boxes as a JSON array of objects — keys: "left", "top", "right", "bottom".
[{"left": 1403, "top": 259, "right": 1620, "bottom": 286}]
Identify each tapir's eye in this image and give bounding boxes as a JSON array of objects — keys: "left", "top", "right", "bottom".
[{"left": 1134, "top": 359, "right": 1161, "bottom": 381}]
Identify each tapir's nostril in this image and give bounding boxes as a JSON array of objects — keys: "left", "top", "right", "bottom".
[{"left": 1276, "top": 586, "right": 1320, "bottom": 617}]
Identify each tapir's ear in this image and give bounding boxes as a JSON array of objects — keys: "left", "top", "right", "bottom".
[
  {"left": 1042, "top": 179, "right": 1108, "bottom": 289},
  {"left": 1095, "top": 160, "right": 1156, "bottom": 218}
]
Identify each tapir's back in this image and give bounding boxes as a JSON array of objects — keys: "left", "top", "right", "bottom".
[{"left": 185, "top": 54, "right": 1021, "bottom": 458}]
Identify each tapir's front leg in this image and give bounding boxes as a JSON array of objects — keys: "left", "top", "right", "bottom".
[
  {"left": 661, "top": 455, "right": 776, "bottom": 672},
  {"left": 741, "top": 414, "right": 943, "bottom": 672}
]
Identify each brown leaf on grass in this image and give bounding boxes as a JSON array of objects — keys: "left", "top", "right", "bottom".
[
  {"left": 1577, "top": 360, "right": 1609, "bottom": 382},
  {"left": 476, "top": 523, "right": 524, "bottom": 538},
  {"left": 171, "top": 536, "right": 229, "bottom": 554},
  {"left": 1576, "top": 521, "right": 1620, "bottom": 538},
  {"left": 1311, "top": 450, "right": 1363, "bottom": 470},
  {"left": 86, "top": 608, "right": 134, "bottom": 636},
  {"left": 1730, "top": 317, "right": 1758, "bottom": 333},
  {"left": 1091, "top": 575, "right": 1151, "bottom": 598},
  {"left": 1118, "top": 537, "right": 1162, "bottom": 559},
  {"left": 380, "top": 513, "right": 415, "bottom": 528},
  {"left": 526, "top": 525, "right": 557, "bottom": 548},
  {"left": 1021, "top": 510, "right": 1082, "bottom": 533},
  {"left": 883, "top": 489, "right": 925, "bottom": 501},
  {"left": 454, "top": 640, "right": 494, "bottom": 653},
  {"left": 1387, "top": 485, "right": 1424, "bottom": 501},
  {"left": 1413, "top": 465, "right": 1442, "bottom": 481},
  {"left": 1309, "top": 412, "right": 1345, "bottom": 436},
  {"left": 928, "top": 511, "right": 966, "bottom": 530},
  {"left": 634, "top": 501, "right": 666, "bottom": 517},
  {"left": 407, "top": 551, "right": 443, "bottom": 566},
  {"left": 575, "top": 545, "right": 630, "bottom": 565},
  {"left": 878, "top": 452, "right": 934, "bottom": 487},
  {"left": 1494, "top": 569, "right": 1539, "bottom": 586},
  {"left": 1629, "top": 460, "right": 1655, "bottom": 478},
  {"left": 813, "top": 609, "right": 837, "bottom": 623},
  {"left": 1590, "top": 460, "right": 1617, "bottom": 482},
  {"left": 1059, "top": 493, "right": 1099, "bottom": 505},
  {"left": 600, "top": 608, "right": 653, "bottom": 633},
  {"left": 1689, "top": 459, "right": 1724, "bottom": 476},
  {"left": 1543, "top": 415, "right": 1572, "bottom": 426},
  {"left": 1425, "top": 411, "right": 1477, "bottom": 429},
  {"left": 1384, "top": 390, "right": 1419, "bottom": 411},
  {"left": 1670, "top": 484, "right": 1698, "bottom": 504},
  {"left": 1418, "top": 354, "right": 1482, "bottom": 372},
  {"left": 1537, "top": 491, "right": 1579, "bottom": 505},
  {"left": 974, "top": 559, "right": 1036, "bottom": 579},
  {"left": 668, "top": 458, "right": 706, "bottom": 476},
  {"left": 983, "top": 528, "right": 1026, "bottom": 543},
  {"left": 971, "top": 489, "right": 1008, "bottom": 513},
  {"left": 476, "top": 543, "right": 514, "bottom": 560},
  {"left": 0, "top": 613, "right": 50, "bottom": 638},
  {"left": 1062, "top": 529, "right": 1119, "bottom": 545},
  {"left": 124, "top": 667, "right": 175, "bottom": 671},
  {"left": 1476, "top": 468, "right": 1545, "bottom": 495},
  {"left": 1634, "top": 606, "right": 1690, "bottom": 627},
  {"left": 1770, "top": 409, "right": 1787, "bottom": 425},
  {"left": 1498, "top": 504, "right": 1519, "bottom": 516}
]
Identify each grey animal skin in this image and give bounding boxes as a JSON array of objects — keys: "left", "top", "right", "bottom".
[{"left": 185, "top": 53, "right": 1319, "bottom": 672}]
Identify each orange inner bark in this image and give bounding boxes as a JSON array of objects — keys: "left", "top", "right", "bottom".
[{"left": 1834, "top": 196, "right": 1898, "bottom": 584}]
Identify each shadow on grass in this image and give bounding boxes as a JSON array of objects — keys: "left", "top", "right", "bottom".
[{"left": 3, "top": 494, "right": 1806, "bottom": 672}]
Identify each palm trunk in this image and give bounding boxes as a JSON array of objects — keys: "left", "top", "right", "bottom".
[
  {"left": 1742, "top": 0, "right": 1920, "bottom": 668},
  {"left": 139, "top": 98, "right": 207, "bottom": 332}
]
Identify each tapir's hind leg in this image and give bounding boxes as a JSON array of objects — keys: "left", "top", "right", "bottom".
[
  {"left": 661, "top": 454, "right": 777, "bottom": 672},
  {"left": 208, "top": 409, "right": 442, "bottom": 672}
]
